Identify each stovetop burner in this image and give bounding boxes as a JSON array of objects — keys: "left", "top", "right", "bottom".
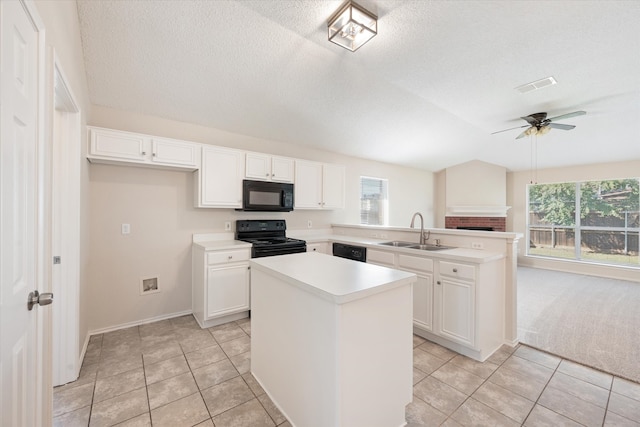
[{"left": 235, "top": 220, "right": 306, "bottom": 257}]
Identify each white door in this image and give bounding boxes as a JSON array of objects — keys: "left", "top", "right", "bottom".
[{"left": 1, "top": 1, "right": 47, "bottom": 425}]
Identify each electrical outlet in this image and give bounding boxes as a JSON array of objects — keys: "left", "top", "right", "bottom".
[
  {"left": 471, "top": 242, "right": 484, "bottom": 249},
  {"left": 307, "top": 220, "right": 313, "bottom": 229},
  {"left": 121, "top": 223, "right": 130, "bottom": 235},
  {"left": 224, "top": 221, "right": 231, "bottom": 231}
]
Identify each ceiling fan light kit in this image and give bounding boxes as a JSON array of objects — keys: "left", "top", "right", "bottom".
[
  {"left": 492, "top": 110, "right": 587, "bottom": 139},
  {"left": 328, "top": 1, "right": 377, "bottom": 52}
]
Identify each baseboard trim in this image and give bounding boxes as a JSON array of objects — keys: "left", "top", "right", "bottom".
[{"left": 88, "top": 309, "right": 193, "bottom": 336}]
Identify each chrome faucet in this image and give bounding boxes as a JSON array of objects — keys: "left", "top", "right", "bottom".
[{"left": 409, "top": 212, "right": 430, "bottom": 245}]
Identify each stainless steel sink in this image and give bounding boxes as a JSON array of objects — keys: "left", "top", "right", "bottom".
[
  {"left": 378, "top": 241, "right": 415, "bottom": 247},
  {"left": 407, "top": 244, "right": 455, "bottom": 251}
]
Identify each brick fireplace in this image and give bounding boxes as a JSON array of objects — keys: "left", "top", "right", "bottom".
[{"left": 445, "top": 216, "right": 506, "bottom": 232}]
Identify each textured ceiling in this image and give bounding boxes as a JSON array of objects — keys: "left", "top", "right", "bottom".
[{"left": 76, "top": 0, "right": 640, "bottom": 172}]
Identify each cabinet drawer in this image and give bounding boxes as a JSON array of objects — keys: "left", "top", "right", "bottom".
[
  {"left": 207, "top": 250, "right": 250, "bottom": 265},
  {"left": 367, "top": 249, "right": 395, "bottom": 266},
  {"left": 398, "top": 254, "right": 433, "bottom": 273},
  {"left": 439, "top": 261, "right": 475, "bottom": 281}
]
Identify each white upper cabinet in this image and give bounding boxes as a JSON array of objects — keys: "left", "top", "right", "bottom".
[
  {"left": 294, "top": 160, "right": 345, "bottom": 209},
  {"left": 322, "top": 163, "right": 346, "bottom": 209},
  {"left": 245, "top": 152, "right": 294, "bottom": 183},
  {"left": 294, "top": 160, "right": 323, "bottom": 208},
  {"left": 150, "top": 137, "right": 199, "bottom": 168},
  {"left": 195, "top": 146, "right": 244, "bottom": 208},
  {"left": 88, "top": 126, "right": 199, "bottom": 170}
]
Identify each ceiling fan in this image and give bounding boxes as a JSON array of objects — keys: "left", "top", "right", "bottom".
[{"left": 492, "top": 110, "right": 586, "bottom": 139}]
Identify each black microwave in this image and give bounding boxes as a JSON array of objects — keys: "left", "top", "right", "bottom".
[{"left": 238, "top": 180, "right": 294, "bottom": 212}]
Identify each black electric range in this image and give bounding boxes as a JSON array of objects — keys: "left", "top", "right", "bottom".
[{"left": 235, "top": 220, "right": 306, "bottom": 258}]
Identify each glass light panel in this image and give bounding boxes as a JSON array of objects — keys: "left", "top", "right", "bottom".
[{"left": 328, "top": 2, "right": 377, "bottom": 52}]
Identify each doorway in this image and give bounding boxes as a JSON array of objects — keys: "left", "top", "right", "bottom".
[{"left": 50, "top": 51, "right": 81, "bottom": 386}]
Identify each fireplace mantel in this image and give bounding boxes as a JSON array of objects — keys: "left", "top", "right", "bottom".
[{"left": 446, "top": 206, "right": 511, "bottom": 217}]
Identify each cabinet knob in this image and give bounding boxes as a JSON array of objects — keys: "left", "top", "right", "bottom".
[
  {"left": 437, "top": 281, "right": 441, "bottom": 285},
  {"left": 312, "top": 248, "right": 317, "bottom": 251},
  {"left": 152, "top": 152, "right": 156, "bottom": 157},
  {"left": 141, "top": 151, "right": 146, "bottom": 155},
  {"left": 228, "top": 255, "right": 233, "bottom": 260},
  {"left": 453, "top": 268, "right": 458, "bottom": 273},
  {"left": 266, "top": 173, "right": 269, "bottom": 177}
]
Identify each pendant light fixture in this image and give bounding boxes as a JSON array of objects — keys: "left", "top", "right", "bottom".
[{"left": 328, "top": 1, "right": 377, "bottom": 52}]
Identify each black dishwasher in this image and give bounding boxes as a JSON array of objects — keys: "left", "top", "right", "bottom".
[{"left": 332, "top": 243, "right": 367, "bottom": 262}]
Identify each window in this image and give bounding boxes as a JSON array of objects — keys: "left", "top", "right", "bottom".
[
  {"left": 360, "top": 176, "right": 388, "bottom": 226},
  {"left": 528, "top": 178, "right": 640, "bottom": 267}
]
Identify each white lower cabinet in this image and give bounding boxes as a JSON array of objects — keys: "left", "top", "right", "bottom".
[
  {"left": 366, "top": 246, "right": 502, "bottom": 361},
  {"left": 398, "top": 254, "right": 433, "bottom": 333},
  {"left": 436, "top": 263, "right": 475, "bottom": 347},
  {"left": 366, "top": 248, "right": 396, "bottom": 267},
  {"left": 193, "top": 245, "right": 251, "bottom": 328},
  {"left": 307, "top": 242, "right": 329, "bottom": 254}
]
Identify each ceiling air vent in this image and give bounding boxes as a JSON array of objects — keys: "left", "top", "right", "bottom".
[{"left": 515, "top": 76, "right": 557, "bottom": 94}]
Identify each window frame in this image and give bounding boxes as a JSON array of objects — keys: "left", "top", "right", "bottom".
[
  {"left": 359, "top": 176, "right": 389, "bottom": 226},
  {"left": 526, "top": 178, "right": 640, "bottom": 267}
]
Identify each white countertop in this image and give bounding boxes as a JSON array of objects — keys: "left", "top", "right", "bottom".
[
  {"left": 288, "top": 233, "right": 505, "bottom": 263},
  {"left": 192, "top": 240, "right": 252, "bottom": 251},
  {"left": 250, "top": 252, "right": 416, "bottom": 304}
]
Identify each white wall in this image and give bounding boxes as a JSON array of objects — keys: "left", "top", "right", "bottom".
[
  {"left": 87, "top": 106, "right": 435, "bottom": 331},
  {"left": 34, "top": 0, "right": 92, "bottom": 360},
  {"left": 507, "top": 160, "right": 640, "bottom": 282},
  {"left": 445, "top": 160, "right": 507, "bottom": 208}
]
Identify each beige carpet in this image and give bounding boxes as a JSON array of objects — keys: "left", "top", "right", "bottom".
[{"left": 517, "top": 266, "right": 640, "bottom": 383}]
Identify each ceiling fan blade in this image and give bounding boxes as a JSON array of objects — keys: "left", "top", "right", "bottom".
[
  {"left": 547, "top": 111, "right": 586, "bottom": 122},
  {"left": 491, "top": 125, "right": 528, "bottom": 135},
  {"left": 547, "top": 123, "right": 576, "bottom": 130}
]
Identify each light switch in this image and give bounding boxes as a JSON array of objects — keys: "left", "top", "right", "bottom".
[{"left": 122, "top": 223, "right": 131, "bottom": 235}]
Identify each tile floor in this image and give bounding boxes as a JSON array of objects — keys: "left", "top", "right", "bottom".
[{"left": 53, "top": 315, "right": 640, "bottom": 427}]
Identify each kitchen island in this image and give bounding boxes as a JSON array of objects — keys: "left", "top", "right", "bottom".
[{"left": 250, "top": 252, "right": 416, "bottom": 427}]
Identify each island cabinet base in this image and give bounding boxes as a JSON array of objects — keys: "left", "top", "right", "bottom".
[{"left": 251, "top": 268, "right": 413, "bottom": 427}]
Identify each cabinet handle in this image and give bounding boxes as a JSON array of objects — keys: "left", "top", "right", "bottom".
[
  {"left": 228, "top": 256, "right": 233, "bottom": 260},
  {"left": 312, "top": 248, "right": 317, "bottom": 251},
  {"left": 437, "top": 281, "right": 441, "bottom": 285},
  {"left": 318, "top": 202, "right": 322, "bottom": 205},
  {"left": 152, "top": 152, "right": 156, "bottom": 157},
  {"left": 266, "top": 173, "right": 269, "bottom": 177},
  {"left": 453, "top": 268, "right": 458, "bottom": 273},
  {"left": 141, "top": 151, "right": 146, "bottom": 155}
]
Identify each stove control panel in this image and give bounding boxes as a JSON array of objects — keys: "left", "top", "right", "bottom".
[{"left": 236, "top": 220, "right": 286, "bottom": 233}]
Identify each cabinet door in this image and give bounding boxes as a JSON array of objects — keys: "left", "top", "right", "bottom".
[
  {"left": 89, "top": 127, "right": 148, "bottom": 163},
  {"left": 271, "top": 156, "right": 294, "bottom": 183},
  {"left": 294, "top": 160, "right": 323, "bottom": 209},
  {"left": 245, "top": 152, "right": 271, "bottom": 181},
  {"left": 198, "top": 146, "right": 244, "bottom": 208},
  {"left": 206, "top": 264, "right": 250, "bottom": 318},
  {"left": 151, "top": 137, "right": 199, "bottom": 168},
  {"left": 413, "top": 274, "right": 433, "bottom": 332},
  {"left": 322, "top": 164, "right": 345, "bottom": 209},
  {"left": 438, "top": 278, "right": 474, "bottom": 347}
]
